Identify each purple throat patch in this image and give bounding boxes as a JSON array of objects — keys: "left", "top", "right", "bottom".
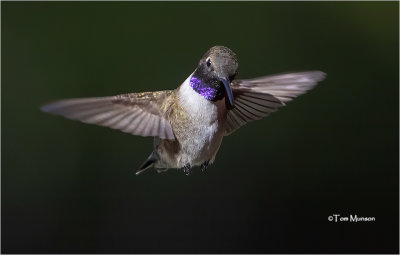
[{"left": 189, "top": 76, "right": 222, "bottom": 101}]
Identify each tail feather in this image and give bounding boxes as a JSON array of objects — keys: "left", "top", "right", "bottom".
[{"left": 136, "top": 151, "right": 158, "bottom": 175}]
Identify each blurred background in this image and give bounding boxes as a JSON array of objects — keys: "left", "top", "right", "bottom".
[{"left": 2, "top": 2, "right": 399, "bottom": 253}]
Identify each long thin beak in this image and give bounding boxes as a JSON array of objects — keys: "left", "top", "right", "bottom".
[{"left": 220, "top": 77, "right": 234, "bottom": 109}]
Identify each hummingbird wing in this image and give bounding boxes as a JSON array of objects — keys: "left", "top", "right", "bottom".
[
  {"left": 41, "top": 91, "right": 175, "bottom": 140},
  {"left": 225, "top": 71, "right": 326, "bottom": 135}
]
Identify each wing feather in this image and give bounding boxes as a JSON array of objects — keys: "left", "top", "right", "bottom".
[
  {"left": 41, "top": 91, "right": 175, "bottom": 140},
  {"left": 225, "top": 71, "right": 325, "bottom": 135},
  {"left": 135, "top": 112, "right": 151, "bottom": 135},
  {"left": 100, "top": 109, "right": 132, "bottom": 127},
  {"left": 122, "top": 111, "right": 146, "bottom": 134}
]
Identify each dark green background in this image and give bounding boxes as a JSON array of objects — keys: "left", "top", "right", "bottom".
[{"left": 2, "top": 2, "right": 399, "bottom": 253}]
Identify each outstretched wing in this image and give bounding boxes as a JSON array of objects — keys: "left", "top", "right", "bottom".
[
  {"left": 41, "top": 91, "right": 175, "bottom": 140},
  {"left": 225, "top": 71, "right": 326, "bottom": 135}
]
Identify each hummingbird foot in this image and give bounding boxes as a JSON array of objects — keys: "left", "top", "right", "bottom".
[
  {"left": 201, "top": 160, "right": 210, "bottom": 172},
  {"left": 183, "top": 164, "right": 192, "bottom": 176}
]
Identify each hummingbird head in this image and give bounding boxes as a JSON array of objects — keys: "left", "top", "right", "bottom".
[{"left": 190, "top": 46, "right": 238, "bottom": 109}]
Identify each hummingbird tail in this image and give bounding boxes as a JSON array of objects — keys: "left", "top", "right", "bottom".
[{"left": 136, "top": 151, "right": 158, "bottom": 175}]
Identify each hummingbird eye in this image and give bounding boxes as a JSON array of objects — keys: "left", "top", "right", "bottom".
[{"left": 206, "top": 58, "right": 211, "bottom": 67}]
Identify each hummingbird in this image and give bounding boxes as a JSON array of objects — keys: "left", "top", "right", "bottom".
[{"left": 41, "top": 46, "right": 325, "bottom": 175}]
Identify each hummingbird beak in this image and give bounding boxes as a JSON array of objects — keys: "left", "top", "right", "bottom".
[{"left": 220, "top": 77, "right": 234, "bottom": 109}]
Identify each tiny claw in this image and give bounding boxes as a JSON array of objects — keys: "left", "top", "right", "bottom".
[
  {"left": 183, "top": 164, "right": 192, "bottom": 176},
  {"left": 201, "top": 160, "right": 210, "bottom": 172}
]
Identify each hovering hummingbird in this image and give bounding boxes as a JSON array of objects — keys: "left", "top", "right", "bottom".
[{"left": 42, "top": 46, "right": 325, "bottom": 175}]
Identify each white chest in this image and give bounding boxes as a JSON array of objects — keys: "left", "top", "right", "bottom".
[{"left": 176, "top": 74, "right": 226, "bottom": 164}]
